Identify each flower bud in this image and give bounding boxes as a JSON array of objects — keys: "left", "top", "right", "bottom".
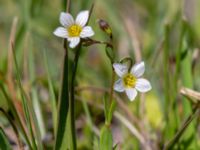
[{"left": 98, "top": 19, "right": 113, "bottom": 39}]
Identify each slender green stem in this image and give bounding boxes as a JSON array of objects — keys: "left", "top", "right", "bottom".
[
  {"left": 70, "top": 45, "right": 82, "bottom": 150},
  {"left": 68, "top": 4, "right": 94, "bottom": 149},
  {"left": 54, "top": 40, "right": 69, "bottom": 149},
  {"left": 109, "top": 67, "right": 115, "bottom": 106}
]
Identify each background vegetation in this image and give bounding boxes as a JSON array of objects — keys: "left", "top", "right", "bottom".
[{"left": 1, "top": 0, "right": 200, "bottom": 149}]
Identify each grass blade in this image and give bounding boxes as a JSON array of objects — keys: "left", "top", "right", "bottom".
[
  {"left": 28, "top": 43, "right": 45, "bottom": 149},
  {"left": 0, "top": 127, "right": 12, "bottom": 150},
  {"left": 0, "top": 83, "right": 32, "bottom": 149},
  {"left": 43, "top": 49, "right": 57, "bottom": 137},
  {"left": 12, "top": 44, "right": 37, "bottom": 149}
]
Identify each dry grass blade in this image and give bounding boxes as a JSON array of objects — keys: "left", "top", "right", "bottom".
[
  {"left": 7, "top": 17, "right": 25, "bottom": 122},
  {"left": 180, "top": 87, "right": 200, "bottom": 103}
]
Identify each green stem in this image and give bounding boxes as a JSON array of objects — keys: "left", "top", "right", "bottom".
[
  {"left": 54, "top": 40, "right": 69, "bottom": 149},
  {"left": 70, "top": 45, "right": 82, "bottom": 150},
  {"left": 109, "top": 67, "right": 115, "bottom": 106}
]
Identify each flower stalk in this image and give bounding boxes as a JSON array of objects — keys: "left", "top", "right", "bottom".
[{"left": 69, "top": 44, "right": 82, "bottom": 149}]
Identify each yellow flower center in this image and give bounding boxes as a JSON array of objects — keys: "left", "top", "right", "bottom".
[
  {"left": 123, "top": 73, "right": 136, "bottom": 88},
  {"left": 68, "top": 24, "right": 82, "bottom": 37}
]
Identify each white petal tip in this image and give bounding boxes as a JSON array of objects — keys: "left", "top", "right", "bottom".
[
  {"left": 131, "top": 61, "right": 145, "bottom": 77},
  {"left": 113, "top": 63, "right": 128, "bottom": 77},
  {"left": 76, "top": 10, "right": 89, "bottom": 27},
  {"left": 69, "top": 43, "right": 77, "bottom": 48},
  {"left": 114, "top": 79, "right": 125, "bottom": 92},
  {"left": 59, "top": 12, "right": 74, "bottom": 27},
  {"left": 130, "top": 98, "right": 136, "bottom": 102},
  {"left": 135, "top": 78, "right": 152, "bottom": 93},
  {"left": 125, "top": 88, "right": 137, "bottom": 101},
  {"left": 80, "top": 26, "right": 95, "bottom": 38},
  {"left": 53, "top": 27, "right": 68, "bottom": 38}
]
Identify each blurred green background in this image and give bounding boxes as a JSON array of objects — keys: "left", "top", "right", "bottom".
[{"left": 1, "top": 0, "right": 200, "bottom": 149}]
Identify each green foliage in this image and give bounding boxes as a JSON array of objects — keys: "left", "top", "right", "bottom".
[
  {"left": 0, "top": 128, "right": 12, "bottom": 150},
  {"left": 1, "top": 0, "right": 200, "bottom": 149},
  {"left": 99, "top": 126, "right": 113, "bottom": 150}
]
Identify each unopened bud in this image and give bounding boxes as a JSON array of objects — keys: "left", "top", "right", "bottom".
[{"left": 98, "top": 19, "right": 113, "bottom": 39}]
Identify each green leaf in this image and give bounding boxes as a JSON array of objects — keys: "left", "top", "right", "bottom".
[
  {"left": 103, "top": 95, "right": 109, "bottom": 123},
  {"left": 0, "top": 127, "right": 12, "bottom": 150},
  {"left": 99, "top": 126, "right": 113, "bottom": 150},
  {"left": 108, "top": 100, "right": 116, "bottom": 124},
  {"left": 93, "top": 136, "right": 99, "bottom": 150}
]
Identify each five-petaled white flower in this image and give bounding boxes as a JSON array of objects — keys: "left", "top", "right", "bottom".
[
  {"left": 54, "top": 10, "right": 94, "bottom": 48},
  {"left": 113, "top": 61, "right": 152, "bottom": 101}
]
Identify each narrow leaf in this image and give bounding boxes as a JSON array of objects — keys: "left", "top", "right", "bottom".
[
  {"left": 108, "top": 100, "right": 116, "bottom": 124},
  {"left": 100, "top": 126, "right": 113, "bottom": 150},
  {"left": 0, "top": 127, "right": 12, "bottom": 150},
  {"left": 12, "top": 44, "right": 37, "bottom": 149},
  {"left": 103, "top": 95, "right": 109, "bottom": 123}
]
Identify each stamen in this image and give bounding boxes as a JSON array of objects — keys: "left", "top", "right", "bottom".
[
  {"left": 68, "top": 25, "right": 82, "bottom": 37},
  {"left": 123, "top": 73, "right": 136, "bottom": 88}
]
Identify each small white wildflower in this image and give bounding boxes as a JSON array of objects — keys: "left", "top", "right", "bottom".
[
  {"left": 113, "top": 61, "right": 152, "bottom": 101},
  {"left": 53, "top": 11, "right": 94, "bottom": 48}
]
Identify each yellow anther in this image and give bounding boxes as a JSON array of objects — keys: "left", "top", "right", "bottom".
[
  {"left": 123, "top": 73, "right": 136, "bottom": 88},
  {"left": 68, "top": 25, "right": 82, "bottom": 37}
]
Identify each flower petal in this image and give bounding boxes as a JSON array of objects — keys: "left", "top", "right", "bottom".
[
  {"left": 125, "top": 88, "right": 137, "bottom": 101},
  {"left": 80, "top": 26, "right": 94, "bottom": 38},
  {"left": 131, "top": 61, "right": 145, "bottom": 77},
  {"left": 113, "top": 63, "right": 128, "bottom": 77},
  {"left": 53, "top": 27, "right": 68, "bottom": 38},
  {"left": 135, "top": 78, "right": 152, "bottom": 92},
  {"left": 68, "top": 37, "right": 80, "bottom": 48},
  {"left": 59, "top": 12, "right": 74, "bottom": 27},
  {"left": 114, "top": 79, "right": 125, "bottom": 92},
  {"left": 75, "top": 10, "right": 89, "bottom": 27}
]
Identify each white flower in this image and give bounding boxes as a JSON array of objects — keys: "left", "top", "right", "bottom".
[
  {"left": 53, "top": 11, "right": 94, "bottom": 48},
  {"left": 113, "top": 61, "right": 152, "bottom": 101}
]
